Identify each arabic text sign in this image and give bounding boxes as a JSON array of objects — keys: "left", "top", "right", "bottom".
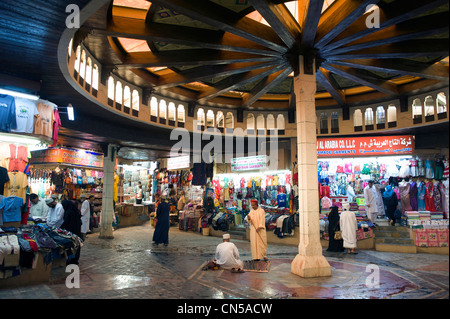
[
  {"left": 30, "top": 148, "right": 104, "bottom": 168},
  {"left": 231, "top": 155, "right": 267, "bottom": 171},
  {"left": 167, "top": 155, "right": 190, "bottom": 170},
  {"left": 317, "top": 135, "right": 414, "bottom": 157}
]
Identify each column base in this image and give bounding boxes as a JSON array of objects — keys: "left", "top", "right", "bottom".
[{"left": 291, "top": 254, "right": 332, "bottom": 278}]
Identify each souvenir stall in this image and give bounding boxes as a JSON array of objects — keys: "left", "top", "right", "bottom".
[
  {"left": 1, "top": 132, "right": 52, "bottom": 228},
  {"left": 113, "top": 162, "right": 157, "bottom": 228},
  {"left": 0, "top": 223, "right": 83, "bottom": 287}
]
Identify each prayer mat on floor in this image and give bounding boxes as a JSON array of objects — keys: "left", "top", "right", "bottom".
[{"left": 243, "top": 260, "right": 270, "bottom": 272}]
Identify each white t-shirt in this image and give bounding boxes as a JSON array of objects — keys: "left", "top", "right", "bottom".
[{"left": 11, "top": 97, "right": 39, "bottom": 133}]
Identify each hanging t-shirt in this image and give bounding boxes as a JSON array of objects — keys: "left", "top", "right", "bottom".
[
  {"left": 277, "top": 193, "right": 287, "bottom": 208},
  {"left": 52, "top": 108, "right": 61, "bottom": 146},
  {"left": 0, "top": 195, "right": 24, "bottom": 223},
  {"left": 35, "top": 100, "right": 55, "bottom": 138},
  {"left": 8, "top": 144, "right": 28, "bottom": 172},
  {"left": 4, "top": 172, "right": 28, "bottom": 201},
  {"left": 0, "top": 166, "right": 9, "bottom": 195},
  {"left": 0, "top": 94, "right": 17, "bottom": 132},
  {"left": 10, "top": 97, "right": 39, "bottom": 133}
]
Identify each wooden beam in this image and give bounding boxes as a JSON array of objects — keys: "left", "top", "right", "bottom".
[
  {"left": 242, "top": 65, "right": 292, "bottom": 107},
  {"left": 323, "top": 39, "right": 449, "bottom": 60},
  {"left": 197, "top": 64, "right": 288, "bottom": 103},
  {"left": 114, "top": 49, "right": 278, "bottom": 69},
  {"left": 316, "top": 68, "right": 346, "bottom": 105},
  {"left": 149, "top": 0, "right": 288, "bottom": 53},
  {"left": 322, "top": 0, "right": 448, "bottom": 52},
  {"left": 328, "top": 12, "right": 449, "bottom": 55},
  {"left": 315, "top": 0, "right": 381, "bottom": 48},
  {"left": 98, "top": 17, "right": 280, "bottom": 56},
  {"left": 330, "top": 59, "right": 450, "bottom": 81},
  {"left": 249, "top": 0, "right": 301, "bottom": 48},
  {"left": 322, "top": 63, "right": 399, "bottom": 95},
  {"left": 154, "top": 61, "right": 280, "bottom": 89},
  {"left": 299, "top": 0, "right": 325, "bottom": 48}
]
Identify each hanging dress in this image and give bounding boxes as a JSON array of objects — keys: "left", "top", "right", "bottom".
[
  {"left": 417, "top": 181, "right": 426, "bottom": 211},
  {"left": 409, "top": 181, "right": 418, "bottom": 211},
  {"left": 399, "top": 181, "right": 412, "bottom": 214},
  {"left": 424, "top": 181, "right": 436, "bottom": 212},
  {"left": 425, "top": 160, "right": 434, "bottom": 179},
  {"left": 443, "top": 159, "right": 449, "bottom": 179},
  {"left": 418, "top": 160, "right": 426, "bottom": 177},
  {"left": 433, "top": 182, "right": 442, "bottom": 212},
  {"left": 410, "top": 159, "right": 419, "bottom": 177}
]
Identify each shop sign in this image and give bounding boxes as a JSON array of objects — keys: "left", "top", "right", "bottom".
[
  {"left": 317, "top": 135, "right": 414, "bottom": 157},
  {"left": 30, "top": 147, "right": 103, "bottom": 168},
  {"left": 231, "top": 155, "right": 267, "bottom": 171},
  {"left": 167, "top": 155, "right": 190, "bottom": 170}
]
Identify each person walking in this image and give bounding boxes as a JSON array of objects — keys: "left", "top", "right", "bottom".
[
  {"left": 153, "top": 195, "right": 170, "bottom": 246},
  {"left": 382, "top": 185, "right": 399, "bottom": 226},
  {"left": 327, "top": 206, "right": 344, "bottom": 252},
  {"left": 80, "top": 194, "right": 94, "bottom": 240},
  {"left": 245, "top": 199, "right": 268, "bottom": 261},
  {"left": 60, "top": 200, "right": 82, "bottom": 265},
  {"left": 364, "top": 180, "right": 378, "bottom": 224},
  {"left": 340, "top": 202, "right": 358, "bottom": 255}
]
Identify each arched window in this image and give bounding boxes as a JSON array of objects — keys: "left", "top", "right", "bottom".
[
  {"left": 68, "top": 38, "right": 73, "bottom": 58},
  {"left": 177, "top": 105, "right": 185, "bottom": 123},
  {"left": 412, "top": 98, "right": 422, "bottom": 119},
  {"left": 247, "top": 113, "right": 255, "bottom": 130},
  {"left": 115, "top": 81, "right": 123, "bottom": 104},
  {"left": 85, "top": 57, "right": 92, "bottom": 85},
  {"left": 168, "top": 102, "right": 176, "bottom": 122},
  {"left": 123, "top": 86, "right": 131, "bottom": 108},
  {"left": 319, "top": 112, "right": 328, "bottom": 133},
  {"left": 256, "top": 114, "right": 265, "bottom": 131},
  {"left": 206, "top": 110, "right": 214, "bottom": 127},
  {"left": 424, "top": 96, "right": 434, "bottom": 116},
  {"left": 266, "top": 114, "right": 275, "bottom": 130},
  {"left": 276, "top": 114, "right": 285, "bottom": 130},
  {"left": 150, "top": 97, "right": 158, "bottom": 118},
  {"left": 376, "top": 106, "right": 385, "bottom": 124},
  {"left": 353, "top": 109, "right": 363, "bottom": 127},
  {"left": 132, "top": 90, "right": 139, "bottom": 111},
  {"left": 197, "top": 108, "right": 205, "bottom": 126},
  {"left": 92, "top": 64, "right": 99, "bottom": 90},
  {"left": 216, "top": 111, "right": 224, "bottom": 128},
  {"left": 331, "top": 112, "right": 339, "bottom": 132},
  {"left": 74, "top": 45, "right": 81, "bottom": 73},
  {"left": 387, "top": 104, "right": 396, "bottom": 123},
  {"left": 107, "top": 76, "right": 115, "bottom": 101},
  {"left": 364, "top": 108, "right": 374, "bottom": 126},
  {"left": 159, "top": 100, "right": 167, "bottom": 119},
  {"left": 437, "top": 92, "right": 447, "bottom": 115},
  {"left": 79, "top": 50, "right": 86, "bottom": 79},
  {"left": 226, "top": 112, "right": 234, "bottom": 129}
]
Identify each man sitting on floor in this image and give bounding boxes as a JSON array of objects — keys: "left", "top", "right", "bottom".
[{"left": 213, "top": 233, "right": 244, "bottom": 273}]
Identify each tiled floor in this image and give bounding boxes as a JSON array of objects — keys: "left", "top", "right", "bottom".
[{"left": 0, "top": 222, "right": 448, "bottom": 299}]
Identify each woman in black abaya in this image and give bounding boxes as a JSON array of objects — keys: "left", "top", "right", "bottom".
[
  {"left": 327, "top": 205, "right": 344, "bottom": 252},
  {"left": 152, "top": 196, "right": 170, "bottom": 246}
]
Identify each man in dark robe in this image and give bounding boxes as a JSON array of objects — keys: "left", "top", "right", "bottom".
[
  {"left": 153, "top": 196, "right": 170, "bottom": 246},
  {"left": 327, "top": 205, "right": 344, "bottom": 252},
  {"left": 61, "top": 200, "right": 82, "bottom": 264}
]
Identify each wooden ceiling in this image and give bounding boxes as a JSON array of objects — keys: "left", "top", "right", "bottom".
[
  {"left": 80, "top": 0, "right": 449, "bottom": 110},
  {"left": 0, "top": 0, "right": 449, "bottom": 160}
]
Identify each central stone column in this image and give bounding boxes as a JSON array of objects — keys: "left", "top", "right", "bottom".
[
  {"left": 291, "top": 56, "right": 331, "bottom": 278},
  {"left": 99, "top": 143, "right": 118, "bottom": 239}
]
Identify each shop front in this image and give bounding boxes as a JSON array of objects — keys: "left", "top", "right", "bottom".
[
  {"left": 316, "top": 135, "right": 449, "bottom": 251},
  {"left": 114, "top": 161, "right": 157, "bottom": 228}
]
